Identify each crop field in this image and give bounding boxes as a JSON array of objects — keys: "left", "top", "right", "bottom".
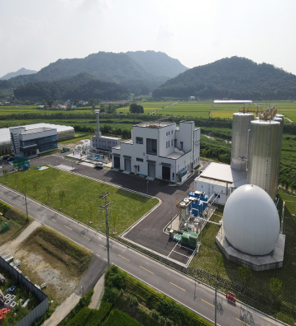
[
  {"left": 0, "top": 168, "right": 159, "bottom": 236},
  {"left": 117, "top": 101, "right": 174, "bottom": 114}
]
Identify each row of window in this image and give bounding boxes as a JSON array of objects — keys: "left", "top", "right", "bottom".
[
  {"left": 166, "top": 131, "right": 174, "bottom": 136},
  {"left": 40, "top": 143, "right": 58, "bottom": 152},
  {"left": 21, "top": 135, "right": 57, "bottom": 147},
  {"left": 166, "top": 140, "right": 174, "bottom": 148}
]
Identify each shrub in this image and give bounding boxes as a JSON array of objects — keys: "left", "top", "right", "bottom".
[
  {"left": 66, "top": 307, "right": 91, "bottom": 326},
  {"left": 131, "top": 297, "right": 138, "bottom": 307},
  {"left": 85, "top": 302, "right": 112, "bottom": 326},
  {"left": 102, "top": 309, "right": 143, "bottom": 326},
  {"left": 102, "top": 287, "right": 119, "bottom": 305},
  {"left": 146, "top": 294, "right": 154, "bottom": 309},
  {"left": 152, "top": 310, "right": 159, "bottom": 320},
  {"left": 166, "top": 318, "right": 172, "bottom": 326},
  {"left": 159, "top": 316, "right": 165, "bottom": 324}
]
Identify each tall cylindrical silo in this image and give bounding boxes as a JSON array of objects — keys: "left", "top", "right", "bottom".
[
  {"left": 231, "top": 113, "right": 254, "bottom": 171},
  {"left": 247, "top": 120, "right": 281, "bottom": 199}
]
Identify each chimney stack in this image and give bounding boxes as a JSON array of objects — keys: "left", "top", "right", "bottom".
[{"left": 95, "top": 110, "right": 101, "bottom": 138}]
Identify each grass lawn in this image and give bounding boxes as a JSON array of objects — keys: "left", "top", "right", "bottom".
[
  {"left": 188, "top": 194, "right": 296, "bottom": 325},
  {"left": 0, "top": 168, "right": 159, "bottom": 237}
]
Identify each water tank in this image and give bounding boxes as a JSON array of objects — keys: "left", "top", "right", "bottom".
[
  {"left": 223, "top": 184, "right": 280, "bottom": 256},
  {"left": 247, "top": 120, "right": 281, "bottom": 199},
  {"left": 231, "top": 113, "right": 254, "bottom": 171}
]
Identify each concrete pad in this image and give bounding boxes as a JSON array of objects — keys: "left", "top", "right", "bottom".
[
  {"left": 216, "top": 228, "right": 286, "bottom": 271},
  {"left": 0, "top": 220, "right": 41, "bottom": 256},
  {"left": 42, "top": 293, "right": 80, "bottom": 326},
  {"left": 88, "top": 274, "right": 105, "bottom": 309}
]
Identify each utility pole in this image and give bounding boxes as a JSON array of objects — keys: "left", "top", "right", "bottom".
[
  {"left": 24, "top": 192, "right": 28, "bottom": 222},
  {"left": 215, "top": 279, "right": 218, "bottom": 326},
  {"left": 101, "top": 192, "right": 111, "bottom": 271}
]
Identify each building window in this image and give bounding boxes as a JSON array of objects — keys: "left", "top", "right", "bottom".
[
  {"left": 136, "top": 137, "right": 143, "bottom": 144},
  {"left": 171, "top": 139, "right": 173, "bottom": 146},
  {"left": 180, "top": 141, "right": 183, "bottom": 150},
  {"left": 171, "top": 130, "right": 173, "bottom": 134},
  {"left": 136, "top": 158, "right": 143, "bottom": 162},
  {"left": 146, "top": 138, "right": 157, "bottom": 155}
]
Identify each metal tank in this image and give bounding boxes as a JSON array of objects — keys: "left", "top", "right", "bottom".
[
  {"left": 231, "top": 113, "right": 254, "bottom": 171},
  {"left": 247, "top": 120, "right": 281, "bottom": 199}
]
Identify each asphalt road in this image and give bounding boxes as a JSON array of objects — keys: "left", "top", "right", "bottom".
[{"left": 0, "top": 171, "right": 285, "bottom": 326}]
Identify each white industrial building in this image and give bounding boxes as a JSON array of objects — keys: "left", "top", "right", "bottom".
[
  {"left": 10, "top": 126, "right": 58, "bottom": 157},
  {"left": 112, "top": 120, "right": 200, "bottom": 183},
  {"left": 91, "top": 110, "right": 121, "bottom": 152},
  {"left": 0, "top": 123, "right": 74, "bottom": 156},
  {"left": 195, "top": 106, "right": 283, "bottom": 203},
  {"left": 195, "top": 162, "right": 247, "bottom": 205}
]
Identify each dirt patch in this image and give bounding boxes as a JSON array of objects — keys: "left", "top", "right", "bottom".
[{"left": 15, "top": 248, "right": 78, "bottom": 303}]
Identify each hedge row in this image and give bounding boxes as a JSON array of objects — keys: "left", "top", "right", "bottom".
[
  {"left": 102, "top": 309, "right": 143, "bottom": 326},
  {"left": 105, "top": 266, "right": 212, "bottom": 326},
  {"left": 85, "top": 302, "right": 112, "bottom": 326}
]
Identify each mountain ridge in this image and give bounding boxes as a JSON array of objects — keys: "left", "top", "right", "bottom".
[
  {"left": 0, "top": 67, "right": 37, "bottom": 80},
  {"left": 153, "top": 57, "right": 296, "bottom": 100}
]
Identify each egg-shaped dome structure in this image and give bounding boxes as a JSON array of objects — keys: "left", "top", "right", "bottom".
[{"left": 223, "top": 184, "right": 280, "bottom": 256}]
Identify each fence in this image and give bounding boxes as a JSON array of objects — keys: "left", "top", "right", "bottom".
[{"left": 0, "top": 256, "right": 48, "bottom": 326}]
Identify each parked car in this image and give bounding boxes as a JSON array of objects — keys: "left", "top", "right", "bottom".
[{"left": 95, "top": 162, "right": 104, "bottom": 169}]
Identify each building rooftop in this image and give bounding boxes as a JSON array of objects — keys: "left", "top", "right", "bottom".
[
  {"left": 214, "top": 100, "right": 253, "bottom": 104},
  {"left": 20, "top": 127, "right": 56, "bottom": 135},
  {"left": 135, "top": 121, "right": 174, "bottom": 129},
  {"left": 100, "top": 135, "right": 121, "bottom": 141},
  {"left": 200, "top": 162, "right": 247, "bottom": 184}
]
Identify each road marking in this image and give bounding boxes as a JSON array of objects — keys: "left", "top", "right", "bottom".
[
  {"left": 118, "top": 254, "right": 130, "bottom": 261},
  {"left": 49, "top": 218, "right": 57, "bottom": 222},
  {"left": 201, "top": 299, "right": 215, "bottom": 307},
  {"left": 236, "top": 318, "right": 251, "bottom": 326},
  {"left": 81, "top": 234, "right": 90, "bottom": 240},
  {"left": 140, "top": 266, "right": 154, "bottom": 274},
  {"left": 104, "top": 258, "right": 107, "bottom": 261},
  {"left": 100, "top": 244, "right": 107, "bottom": 249},
  {"left": 96, "top": 254, "right": 100, "bottom": 257},
  {"left": 170, "top": 282, "right": 186, "bottom": 291},
  {"left": 64, "top": 225, "right": 72, "bottom": 230}
]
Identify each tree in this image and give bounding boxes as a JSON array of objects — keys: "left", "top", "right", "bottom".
[
  {"left": 45, "top": 185, "right": 53, "bottom": 204},
  {"left": 88, "top": 98, "right": 94, "bottom": 106},
  {"left": 238, "top": 266, "right": 252, "bottom": 289},
  {"left": 58, "top": 190, "right": 66, "bottom": 210},
  {"left": 129, "top": 103, "right": 144, "bottom": 113},
  {"left": 46, "top": 99, "right": 54, "bottom": 107}
]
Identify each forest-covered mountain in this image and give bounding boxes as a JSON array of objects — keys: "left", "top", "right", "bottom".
[
  {"left": 14, "top": 73, "right": 129, "bottom": 101},
  {"left": 153, "top": 57, "right": 296, "bottom": 100},
  {"left": 0, "top": 67, "right": 37, "bottom": 80},
  {"left": 0, "top": 51, "right": 187, "bottom": 95}
]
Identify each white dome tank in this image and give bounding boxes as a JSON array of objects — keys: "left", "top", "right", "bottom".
[{"left": 223, "top": 184, "right": 280, "bottom": 256}]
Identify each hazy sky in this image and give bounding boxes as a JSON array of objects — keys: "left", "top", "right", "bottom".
[{"left": 1, "top": 0, "right": 296, "bottom": 77}]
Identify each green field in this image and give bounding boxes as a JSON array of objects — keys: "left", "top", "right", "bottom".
[{"left": 0, "top": 168, "right": 158, "bottom": 236}]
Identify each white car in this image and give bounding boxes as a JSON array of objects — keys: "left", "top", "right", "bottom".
[{"left": 95, "top": 162, "right": 104, "bottom": 169}]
